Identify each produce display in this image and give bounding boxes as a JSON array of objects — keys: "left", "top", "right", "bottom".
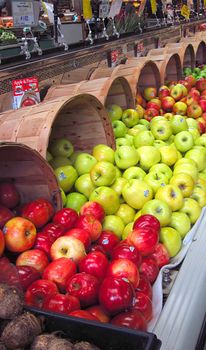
[{"left": 0, "top": 28, "right": 17, "bottom": 44}]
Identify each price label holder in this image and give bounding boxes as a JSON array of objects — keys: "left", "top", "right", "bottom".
[
  {"left": 11, "top": 0, "right": 39, "bottom": 27},
  {"left": 135, "top": 40, "right": 144, "bottom": 57}
]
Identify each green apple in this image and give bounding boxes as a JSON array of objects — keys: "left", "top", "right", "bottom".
[
  {"left": 116, "top": 203, "right": 136, "bottom": 225},
  {"left": 139, "top": 119, "right": 150, "bottom": 129},
  {"left": 49, "top": 156, "right": 72, "bottom": 169},
  {"left": 159, "top": 144, "right": 178, "bottom": 166},
  {"left": 122, "top": 222, "right": 134, "bottom": 240},
  {"left": 69, "top": 151, "right": 82, "bottom": 165},
  {"left": 180, "top": 198, "right": 201, "bottom": 224},
  {"left": 150, "top": 119, "right": 172, "bottom": 141},
  {"left": 65, "top": 192, "right": 87, "bottom": 212},
  {"left": 127, "top": 125, "right": 147, "bottom": 136},
  {"left": 185, "top": 146, "right": 206, "bottom": 171},
  {"left": 114, "top": 146, "right": 139, "bottom": 170},
  {"left": 137, "top": 146, "right": 161, "bottom": 171},
  {"left": 123, "top": 166, "right": 146, "bottom": 181},
  {"left": 50, "top": 138, "right": 74, "bottom": 158},
  {"left": 160, "top": 227, "right": 182, "bottom": 257},
  {"left": 116, "top": 137, "right": 133, "bottom": 148},
  {"left": 174, "top": 131, "right": 194, "bottom": 153},
  {"left": 169, "top": 212, "right": 191, "bottom": 239},
  {"left": 54, "top": 165, "right": 78, "bottom": 193},
  {"left": 111, "top": 177, "right": 128, "bottom": 198},
  {"left": 125, "top": 134, "right": 134, "bottom": 145},
  {"left": 112, "top": 120, "right": 127, "bottom": 138},
  {"left": 75, "top": 174, "right": 96, "bottom": 198},
  {"left": 186, "top": 118, "right": 199, "bottom": 130},
  {"left": 107, "top": 104, "right": 123, "bottom": 121},
  {"left": 90, "top": 186, "right": 120, "bottom": 215},
  {"left": 155, "top": 184, "right": 184, "bottom": 211},
  {"left": 196, "top": 177, "right": 206, "bottom": 190},
  {"left": 114, "top": 166, "right": 122, "bottom": 179},
  {"left": 173, "top": 163, "right": 198, "bottom": 182},
  {"left": 74, "top": 153, "right": 97, "bottom": 175},
  {"left": 144, "top": 172, "right": 169, "bottom": 193},
  {"left": 188, "top": 128, "right": 200, "bottom": 141},
  {"left": 170, "top": 115, "right": 188, "bottom": 134},
  {"left": 90, "top": 161, "right": 116, "bottom": 186},
  {"left": 199, "top": 172, "right": 206, "bottom": 181},
  {"left": 92, "top": 144, "right": 115, "bottom": 163},
  {"left": 153, "top": 140, "right": 167, "bottom": 148},
  {"left": 133, "top": 210, "right": 142, "bottom": 221},
  {"left": 150, "top": 163, "right": 173, "bottom": 179},
  {"left": 122, "top": 179, "right": 153, "bottom": 210},
  {"left": 46, "top": 151, "right": 53, "bottom": 162},
  {"left": 102, "top": 215, "right": 125, "bottom": 238},
  {"left": 141, "top": 199, "right": 171, "bottom": 227},
  {"left": 195, "top": 134, "right": 206, "bottom": 147},
  {"left": 133, "top": 130, "right": 154, "bottom": 148},
  {"left": 60, "top": 188, "right": 67, "bottom": 207},
  {"left": 191, "top": 186, "right": 206, "bottom": 208},
  {"left": 170, "top": 172, "right": 194, "bottom": 197},
  {"left": 174, "top": 158, "right": 197, "bottom": 168},
  {"left": 122, "top": 109, "right": 139, "bottom": 127},
  {"left": 167, "top": 135, "right": 175, "bottom": 145}
]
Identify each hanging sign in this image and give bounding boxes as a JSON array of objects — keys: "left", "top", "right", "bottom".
[
  {"left": 108, "top": 0, "right": 123, "bottom": 18},
  {"left": 12, "top": 77, "right": 40, "bottom": 110},
  {"left": 99, "top": 0, "right": 110, "bottom": 18},
  {"left": 83, "top": 0, "right": 93, "bottom": 20},
  {"left": 204, "top": 0, "right": 206, "bottom": 8},
  {"left": 150, "top": 0, "right": 157, "bottom": 14},
  {"left": 181, "top": 5, "right": 190, "bottom": 19},
  {"left": 11, "top": 0, "right": 39, "bottom": 27}
]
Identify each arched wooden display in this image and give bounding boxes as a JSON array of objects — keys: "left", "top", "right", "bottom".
[
  {"left": 45, "top": 76, "right": 135, "bottom": 110},
  {"left": 195, "top": 41, "right": 206, "bottom": 65},
  {"left": 0, "top": 94, "right": 115, "bottom": 156},
  {"left": 164, "top": 43, "right": 195, "bottom": 69},
  {"left": 149, "top": 52, "right": 182, "bottom": 84},
  {"left": 0, "top": 142, "right": 62, "bottom": 210}
]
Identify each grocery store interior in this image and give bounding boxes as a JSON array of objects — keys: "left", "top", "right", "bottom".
[{"left": 1, "top": 0, "right": 206, "bottom": 349}]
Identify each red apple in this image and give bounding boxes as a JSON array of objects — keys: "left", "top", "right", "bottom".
[
  {"left": 64, "top": 228, "right": 91, "bottom": 252},
  {"left": 190, "top": 88, "right": 200, "bottom": 99},
  {"left": 110, "top": 240, "right": 142, "bottom": 267},
  {"left": 197, "top": 117, "right": 206, "bottom": 134},
  {"left": 0, "top": 206, "right": 14, "bottom": 229},
  {"left": 161, "top": 96, "right": 175, "bottom": 112},
  {"left": 96, "top": 230, "right": 120, "bottom": 256},
  {"left": 111, "top": 310, "right": 147, "bottom": 331},
  {"left": 16, "top": 265, "right": 41, "bottom": 291},
  {"left": 0, "top": 229, "right": 5, "bottom": 257},
  {"left": 22, "top": 198, "right": 54, "bottom": 229},
  {"left": 144, "top": 108, "right": 159, "bottom": 121},
  {"left": 90, "top": 244, "right": 107, "bottom": 255},
  {"left": 196, "top": 78, "right": 206, "bottom": 92},
  {"left": 34, "top": 233, "right": 53, "bottom": 256},
  {"left": 42, "top": 257, "right": 77, "bottom": 292},
  {"left": 187, "top": 103, "right": 203, "bottom": 119},
  {"left": 66, "top": 272, "right": 100, "bottom": 308},
  {"left": 136, "top": 273, "right": 152, "bottom": 300},
  {"left": 3, "top": 217, "right": 36, "bottom": 253},
  {"left": 150, "top": 242, "right": 170, "bottom": 268},
  {"left": 201, "top": 90, "right": 206, "bottom": 97},
  {"left": 133, "top": 214, "right": 160, "bottom": 233},
  {"left": 86, "top": 305, "right": 110, "bottom": 323},
  {"left": 199, "top": 98, "right": 206, "bottom": 112},
  {"left": 158, "top": 85, "right": 170, "bottom": 99},
  {"left": 69, "top": 310, "right": 99, "bottom": 321},
  {"left": 106, "top": 258, "right": 139, "bottom": 289},
  {"left": 140, "top": 257, "right": 159, "bottom": 284},
  {"left": 43, "top": 293, "right": 80, "bottom": 315},
  {"left": 98, "top": 276, "right": 134, "bottom": 315},
  {"left": 133, "top": 291, "right": 153, "bottom": 322},
  {"left": 147, "top": 99, "right": 161, "bottom": 111},
  {"left": 76, "top": 214, "right": 102, "bottom": 242},
  {"left": 185, "top": 75, "right": 196, "bottom": 87},
  {"left": 186, "top": 94, "right": 199, "bottom": 106},
  {"left": 25, "top": 279, "right": 58, "bottom": 308},
  {"left": 53, "top": 208, "right": 78, "bottom": 230},
  {"left": 136, "top": 92, "right": 144, "bottom": 106},
  {"left": 127, "top": 227, "right": 159, "bottom": 257},
  {"left": 80, "top": 201, "right": 105, "bottom": 223},
  {"left": 16, "top": 249, "right": 49, "bottom": 274},
  {"left": 0, "top": 182, "right": 20, "bottom": 209},
  {"left": 50, "top": 236, "right": 86, "bottom": 263},
  {"left": 78, "top": 251, "right": 109, "bottom": 281},
  {"left": 42, "top": 223, "right": 65, "bottom": 242}
]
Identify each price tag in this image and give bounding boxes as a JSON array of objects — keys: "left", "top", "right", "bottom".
[
  {"left": 150, "top": 0, "right": 157, "bottom": 14},
  {"left": 108, "top": 0, "right": 123, "bottom": 18},
  {"left": 181, "top": 5, "right": 190, "bottom": 19},
  {"left": 108, "top": 49, "right": 119, "bottom": 67},
  {"left": 83, "top": 0, "right": 93, "bottom": 20},
  {"left": 135, "top": 41, "right": 144, "bottom": 57},
  {"left": 12, "top": 0, "right": 38, "bottom": 27},
  {"left": 99, "top": 0, "right": 110, "bottom": 18}
]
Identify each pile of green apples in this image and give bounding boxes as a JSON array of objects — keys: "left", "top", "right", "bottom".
[
  {"left": 184, "top": 65, "right": 206, "bottom": 79},
  {"left": 46, "top": 99, "right": 206, "bottom": 260}
]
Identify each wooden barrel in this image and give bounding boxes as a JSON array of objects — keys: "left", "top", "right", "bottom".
[
  {"left": 149, "top": 52, "right": 182, "bottom": 84},
  {"left": 0, "top": 94, "right": 115, "bottom": 157},
  {"left": 45, "top": 76, "right": 135, "bottom": 111},
  {"left": 195, "top": 41, "right": 206, "bottom": 65},
  {"left": 0, "top": 142, "right": 62, "bottom": 210},
  {"left": 182, "top": 44, "right": 195, "bottom": 69}
]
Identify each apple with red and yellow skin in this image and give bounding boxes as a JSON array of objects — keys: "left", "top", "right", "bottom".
[
  {"left": 185, "top": 75, "right": 196, "bottom": 87},
  {"left": 173, "top": 101, "right": 187, "bottom": 115},
  {"left": 147, "top": 99, "right": 161, "bottom": 111},
  {"left": 90, "top": 186, "right": 120, "bottom": 215},
  {"left": 170, "top": 85, "right": 183, "bottom": 101},
  {"left": 50, "top": 236, "right": 86, "bottom": 263},
  {"left": 144, "top": 108, "right": 159, "bottom": 121},
  {"left": 150, "top": 242, "right": 170, "bottom": 268},
  {"left": 0, "top": 206, "right": 14, "bottom": 229},
  {"left": 197, "top": 117, "right": 206, "bottom": 134},
  {"left": 76, "top": 214, "right": 102, "bottom": 242},
  {"left": 158, "top": 85, "right": 170, "bottom": 99},
  {"left": 143, "top": 87, "right": 157, "bottom": 101},
  {"left": 3, "top": 217, "right": 36, "bottom": 253},
  {"left": 161, "top": 96, "right": 175, "bottom": 112},
  {"left": 106, "top": 258, "right": 139, "bottom": 288},
  {"left": 64, "top": 228, "right": 91, "bottom": 252},
  {"left": 190, "top": 88, "right": 200, "bottom": 99},
  {"left": 199, "top": 98, "right": 206, "bottom": 112},
  {"left": 0, "top": 229, "right": 5, "bottom": 257},
  {"left": 127, "top": 226, "right": 159, "bottom": 256},
  {"left": 16, "top": 249, "right": 49, "bottom": 274},
  {"left": 187, "top": 104, "right": 203, "bottom": 119},
  {"left": 136, "top": 93, "right": 144, "bottom": 106},
  {"left": 170, "top": 172, "right": 194, "bottom": 197},
  {"left": 186, "top": 94, "right": 199, "bottom": 106},
  {"left": 86, "top": 305, "right": 110, "bottom": 323},
  {"left": 196, "top": 78, "right": 206, "bottom": 92}
]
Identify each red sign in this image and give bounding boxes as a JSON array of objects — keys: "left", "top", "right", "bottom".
[
  {"left": 135, "top": 41, "right": 144, "bottom": 57},
  {"left": 12, "top": 77, "right": 40, "bottom": 109}
]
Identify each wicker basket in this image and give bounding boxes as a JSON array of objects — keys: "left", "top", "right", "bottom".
[
  {"left": 0, "top": 94, "right": 115, "bottom": 157},
  {"left": 0, "top": 142, "right": 62, "bottom": 210}
]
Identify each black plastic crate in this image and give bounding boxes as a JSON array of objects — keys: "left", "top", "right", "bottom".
[{"left": 27, "top": 307, "right": 161, "bottom": 350}]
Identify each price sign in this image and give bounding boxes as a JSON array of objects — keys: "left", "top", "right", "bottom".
[
  {"left": 12, "top": 0, "right": 38, "bottom": 27},
  {"left": 83, "top": 0, "right": 93, "bottom": 20},
  {"left": 204, "top": 0, "right": 206, "bottom": 8},
  {"left": 99, "top": 0, "right": 110, "bottom": 18},
  {"left": 181, "top": 5, "right": 190, "bottom": 19},
  {"left": 135, "top": 41, "right": 144, "bottom": 57},
  {"left": 150, "top": 0, "right": 157, "bottom": 14},
  {"left": 108, "top": 0, "right": 123, "bottom": 18},
  {"left": 107, "top": 47, "right": 127, "bottom": 67}
]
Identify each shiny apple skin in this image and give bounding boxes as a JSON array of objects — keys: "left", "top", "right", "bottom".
[
  {"left": 78, "top": 251, "right": 109, "bottom": 281},
  {"left": 25, "top": 279, "right": 58, "bottom": 308},
  {"left": 43, "top": 293, "right": 80, "bottom": 315}
]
